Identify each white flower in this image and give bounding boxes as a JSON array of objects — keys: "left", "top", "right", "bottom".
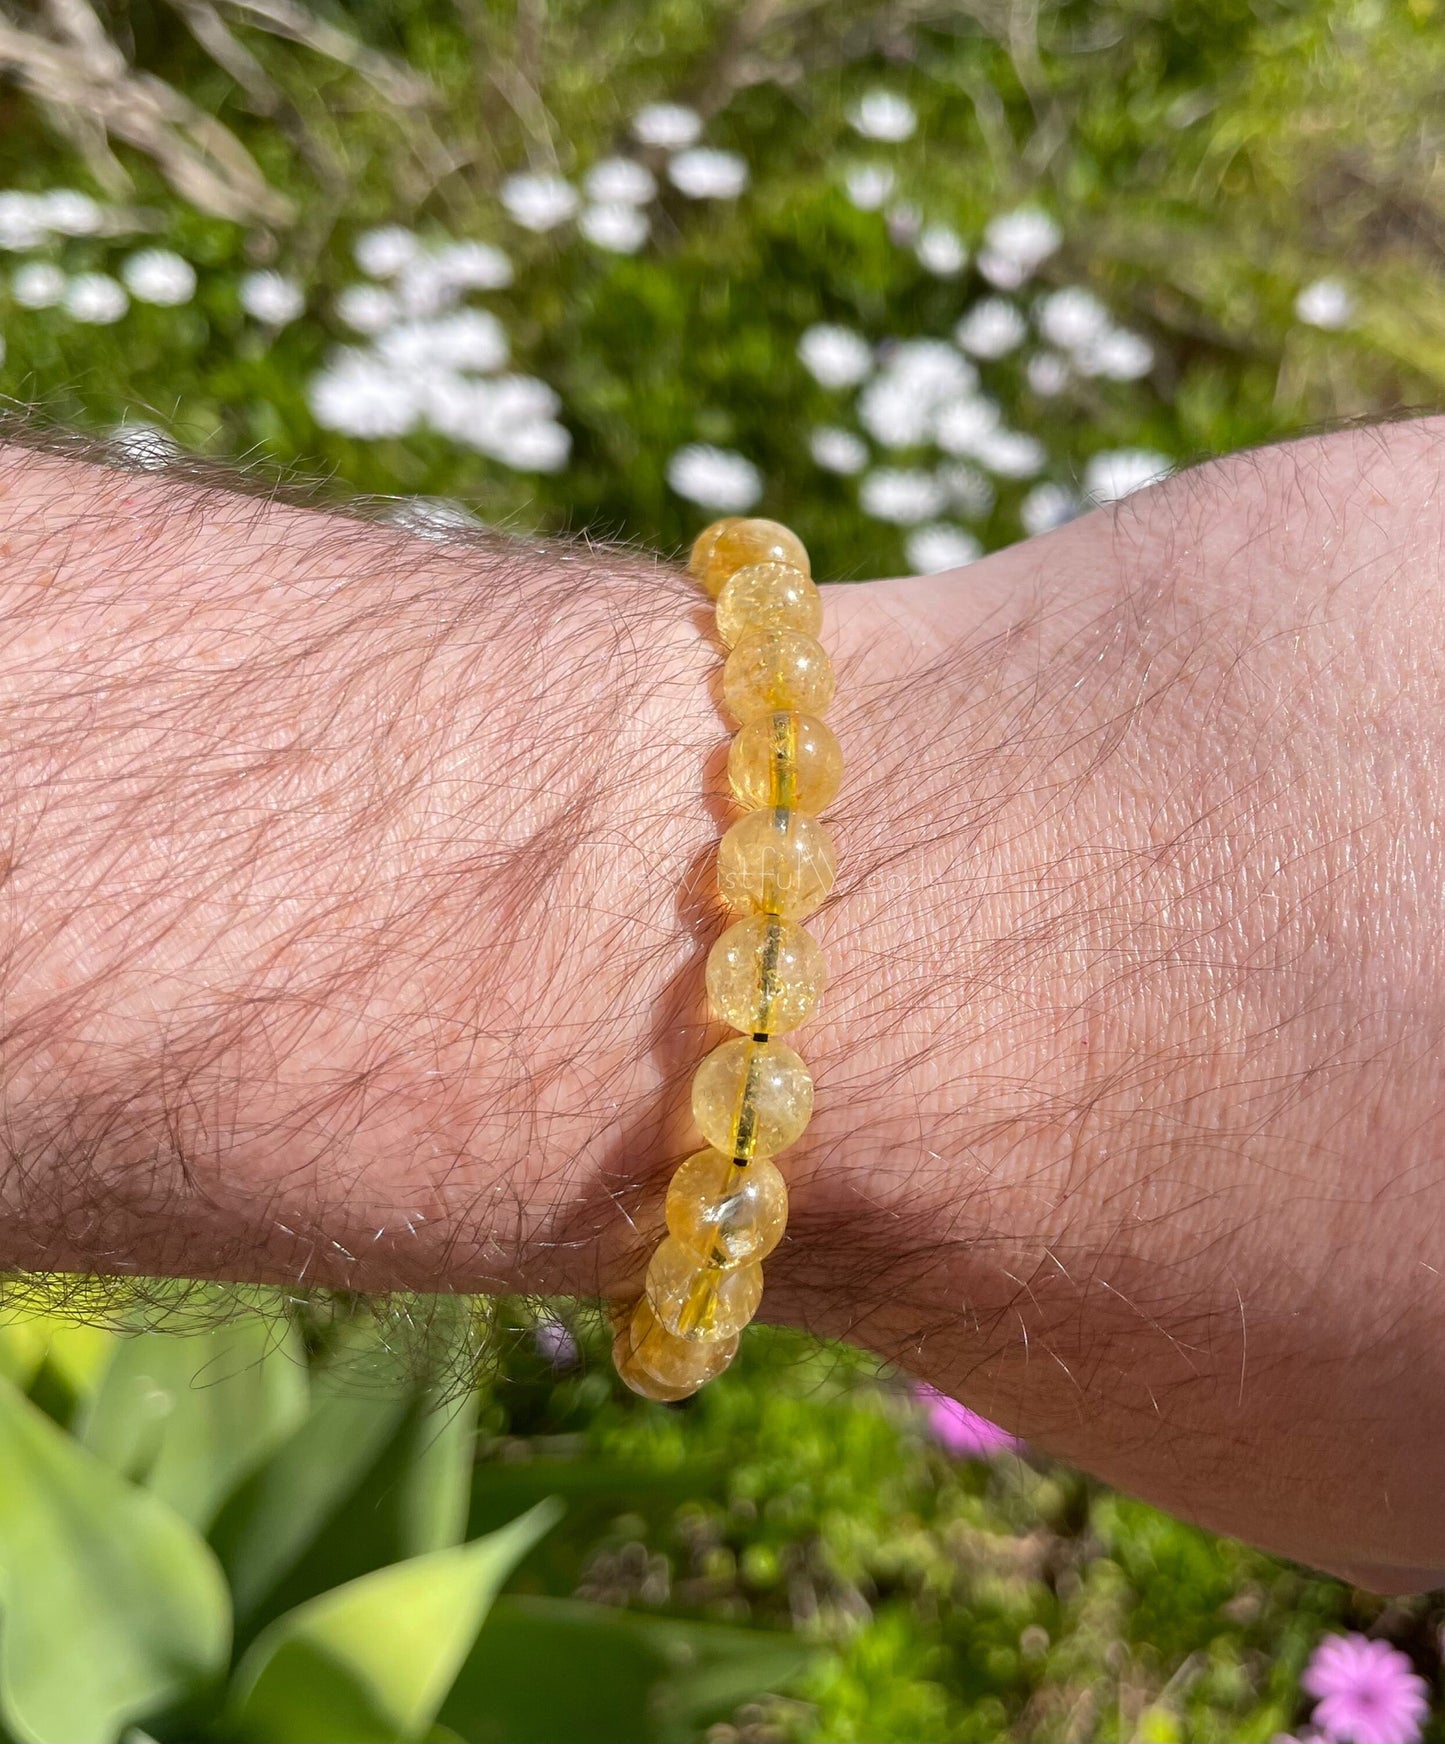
[
  {"left": 632, "top": 102, "right": 703, "bottom": 150},
  {"left": 580, "top": 203, "right": 650, "bottom": 253},
  {"left": 109, "top": 421, "right": 178, "bottom": 469},
  {"left": 1020, "top": 481, "right": 1078, "bottom": 534},
  {"left": 0, "top": 194, "right": 45, "bottom": 251},
  {"left": 972, "top": 428, "right": 1046, "bottom": 478},
  {"left": 860, "top": 345, "right": 978, "bottom": 448},
  {"left": 938, "top": 461, "right": 995, "bottom": 518},
  {"left": 354, "top": 225, "right": 420, "bottom": 277},
  {"left": 976, "top": 249, "right": 1027, "bottom": 290},
  {"left": 934, "top": 395, "right": 1001, "bottom": 457},
  {"left": 485, "top": 374, "right": 563, "bottom": 422},
  {"left": 377, "top": 310, "right": 509, "bottom": 372},
  {"left": 422, "top": 375, "right": 566, "bottom": 467},
  {"left": 667, "top": 444, "right": 762, "bottom": 512},
  {"left": 239, "top": 270, "right": 304, "bottom": 324},
  {"left": 983, "top": 207, "right": 1061, "bottom": 277},
  {"left": 335, "top": 283, "right": 397, "bottom": 334},
  {"left": 917, "top": 224, "right": 966, "bottom": 276},
  {"left": 860, "top": 467, "right": 946, "bottom": 524},
  {"left": 1036, "top": 286, "right": 1111, "bottom": 350},
  {"left": 432, "top": 241, "right": 513, "bottom": 290},
  {"left": 309, "top": 353, "right": 419, "bottom": 437},
  {"left": 849, "top": 91, "right": 917, "bottom": 142},
  {"left": 857, "top": 376, "right": 931, "bottom": 447},
  {"left": 844, "top": 165, "right": 895, "bottom": 211},
  {"left": 668, "top": 148, "right": 749, "bottom": 199},
  {"left": 64, "top": 272, "right": 127, "bottom": 324},
  {"left": 121, "top": 248, "right": 196, "bottom": 306},
  {"left": 1295, "top": 277, "right": 1354, "bottom": 330},
  {"left": 11, "top": 262, "right": 65, "bottom": 308},
  {"left": 1025, "top": 350, "right": 1070, "bottom": 397},
  {"left": 500, "top": 421, "right": 571, "bottom": 471},
  {"left": 500, "top": 173, "right": 579, "bottom": 232},
  {"left": 392, "top": 258, "right": 456, "bottom": 319},
  {"left": 906, "top": 523, "right": 982, "bottom": 573},
  {"left": 38, "top": 190, "right": 103, "bottom": 236},
  {"left": 1075, "top": 327, "right": 1154, "bottom": 381},
  {"left": 955, "top": 298, "right": 1027, "bottom": 359},
  {"left": 887, "top": 338, "right": 977, "bottom": 391},
  {"left": 798, "top": 324, "right": 873, "bottom": 389},
  {"left": 388, "top": 496, "right": 482, "bottom": 539},
  {"left": 1083, "top": 448, "right": 1172, "bottom": 503},
  {"left": 585, "top": 158, "right": 656, "bottom": 206},
  {"left": 810, "top": 427, "right": 868, "bottom": 474}
]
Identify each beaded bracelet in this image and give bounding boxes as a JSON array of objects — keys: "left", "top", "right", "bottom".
[{"left": 611, "top": 516, "right": 842, "bottom": 1401}]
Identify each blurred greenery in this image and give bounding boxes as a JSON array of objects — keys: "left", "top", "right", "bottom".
[{"left": 0, "top": 0, "right": 1442, "bottom": 1740}]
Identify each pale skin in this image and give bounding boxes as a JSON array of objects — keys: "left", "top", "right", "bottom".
[{"left": 0, "top": 419, "right": 1441, "bottom": 1592}]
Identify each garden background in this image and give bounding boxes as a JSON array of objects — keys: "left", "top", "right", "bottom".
[{"left": 0, "top": 1, "right": 1441, "bottom": 1740}]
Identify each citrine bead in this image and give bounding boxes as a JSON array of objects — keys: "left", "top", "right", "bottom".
[
  {"left": 612, "top": 1323, "right": 699, "bottom": 1401},
  {"left": 728, "top": 711, "right": 843, "bottom": 812},
  {"left": 706, "top": 914, "right": 825, "bottom": 1034},
  {"left": 699, "top": 518, "right": 811, "bottom": 597},
  {"left": 722, "top": 629, "right": 834, "bottom": 723},
  {"left": 687, "top": 517, "right": 740, "bottom": 585},
  {"left": 715, "top": 563, "right": 823, "bottom": 648},
  {"left": 645, "top": 1236, "right": 764, "bottom": 1341},
  {"left": 629, "top": 1296, "right": 738, "bottom": 1387},
  {"left": 691, "top": 1036, "right": 813, "bottom": 1159},
  {"left": 717, "top": 807, "right": 837, "bottom": 919},
  {"left": 666, "top": 1147, "right": 789, "bottom": 1267}
]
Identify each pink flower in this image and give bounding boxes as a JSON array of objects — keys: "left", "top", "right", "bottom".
[
  {"left": 1302, "top": 1634, "right": 1429, "bottom": 1744},
  {"left": 914, "top": 1383, "right": 1022, "bottom": 1458}
]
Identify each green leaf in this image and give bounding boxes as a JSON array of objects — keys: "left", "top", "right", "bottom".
[
  {"left": 227, "top": 1501, "right": 561, "bottom": 1744},
  {"left": 442, "top": 1596, "right": 810, "bottom": 1744},
  {"left": 208, "top": 1386, "right": 411, "bottom": 1625},
  {"left": 0, "top": 1375, "right": 230, "bottom": 1744},
  {"left": 79, "top": 1317, "right": 308, "bottom": 1529}
]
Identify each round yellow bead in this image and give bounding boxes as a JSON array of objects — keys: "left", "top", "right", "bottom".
[
  {"left": 645, "top": 1237, "right": 764, "bottom": 1342},
  {"left": 699, "top": 518, "right": 811, "bottom": 597},
  {"left": 728, "top": 711, "right": 844, "bottom": 812},
  {"left": 613, "top": 1324, "right": 699, "bottom": 1401},
  {"left": 691, "top": 1036, "right": 813, "bottom": 1159},
  {"left": 687, "top": 518, "right": 741, "bottom": 585},
  {"left": 666, "top": 1148, "right": 789, "bottom": 1267},
  {"left": 629, "top": 1296, "right": 738, "bottom": 1387},
  {"left": 706, "top": 914, "right": 825, "bottom": 1034},
  {"left": 722, "top": 629, "right": 835, "bottom": 723},
  {"left": 715, "top": 564, "right": 823, "bottom": 648},
  {"left": 717, "top": 807, "right": 837, "bottom": 918}
]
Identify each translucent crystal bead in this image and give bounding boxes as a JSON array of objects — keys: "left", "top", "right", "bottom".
[
  {"left": 687, "top": 517, "right": 740, "bottom": 585},
  {"left": 717, "top": 807, "right": 837, "bottom": 918},
  {"left": 722, "top": 629, "right": 835, "bottom": 723},
  {"left": 645, "top": 1236, "right": 764, "bottom": 1342},
  {"left": 706, "top": 914, "right": 825, "bottom": 1034},
  {"left": 666, "top": 1147, "right": 789, "bottom": 1267},
  {"left": 691, "top": 1036, "right": 813, "bottom": 1159},
  {"left": 698, "top": 518, "right": 811, "bottom": 597},
  {"left": 612, "top": 1322, "right": 699, "bottom": 1400},
  {"left": 629, "top": 1296, "right": 738, "bottom": 1387},
  {"left": 728, "top": 711, "right": 843, "bottom": 812},
  {"left": 715, "top": 564, "right": 822, "bottom": 648}
]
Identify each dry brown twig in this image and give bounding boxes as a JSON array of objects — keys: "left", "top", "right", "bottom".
[{"left": 0, "top": 0, "right": 434, "bottom": 225}]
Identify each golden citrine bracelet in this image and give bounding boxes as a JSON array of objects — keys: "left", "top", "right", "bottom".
[{"left": 611, "top": 516, "right": 842, "bottom": 1401}]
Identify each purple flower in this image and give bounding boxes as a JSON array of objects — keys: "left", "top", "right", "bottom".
[
  {"left": 914, "top": 1383, "right": 1022, "bottom": 1458},
  {"left": 533, "top": 1317, "right": 578, "bottom": 1369},
  {"left": 1302, "top": 1634, "right": 1429, "bottom": 1744}
]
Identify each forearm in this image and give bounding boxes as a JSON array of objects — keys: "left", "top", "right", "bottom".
[{"left": 1, "top": 424, "right": 1444, "bottom": 1586}]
